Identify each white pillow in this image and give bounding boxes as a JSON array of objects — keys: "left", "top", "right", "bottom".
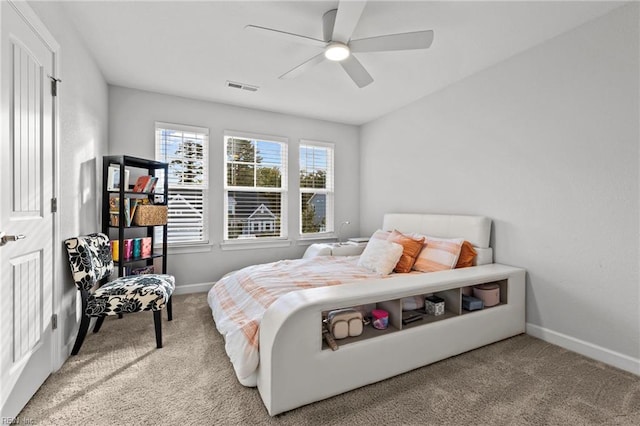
[
  {"left": 302, "top": 243, "right": 332, "bottom": 259},
  {"left": 358, "top": 239, "right": 403, "bottom": 275}
]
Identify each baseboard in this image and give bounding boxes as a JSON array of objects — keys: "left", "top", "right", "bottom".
[
  {"left": 173, "top": 282, "right": 214, "bottom": 295},
  {"left": 526, "top": 323, "right": 640, "bottom": 376}
]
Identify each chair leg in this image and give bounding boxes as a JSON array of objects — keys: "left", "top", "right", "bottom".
[
  {"left": 71, "top": 314, "right": 91, "bottom": 355},
  {"left": 153, "top": 310, "right": 162, "bottom": 349},
  {"left": 93, "top": 316, "right": 106, "bottom": 333},
  {"left": 167, "top": 296, "right": 173, "bottom": 321}
]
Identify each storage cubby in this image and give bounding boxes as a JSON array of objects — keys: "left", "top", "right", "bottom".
[
  {"left": 321, "top": 277, "right": 512, "bottom": 350},
  {"left": 461, "top": 279, "right": 508, "bottom": 314}
]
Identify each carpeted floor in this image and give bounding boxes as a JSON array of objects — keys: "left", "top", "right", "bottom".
[{"left": 17, "top": 293, "right": 640, "bottom": 425}]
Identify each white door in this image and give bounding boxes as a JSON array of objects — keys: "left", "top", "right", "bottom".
[{"left": 0, "top": 1, "right": 56, "bottom": 419}]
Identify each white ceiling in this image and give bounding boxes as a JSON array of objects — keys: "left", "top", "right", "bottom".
[{"left": 59, "top": 1, "right": 623, "bottom": 125}]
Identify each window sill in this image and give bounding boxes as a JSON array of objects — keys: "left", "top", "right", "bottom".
[
  {"left": 220, "top": 239, "right": 293, "bottom": 251},
  {"left": 165, "top": 243, "right": 214, "bottom": 255},
  {"left": 296, "top": 235, "right": 338, "bottom": 246}
]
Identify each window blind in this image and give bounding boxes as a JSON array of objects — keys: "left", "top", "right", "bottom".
[
  {"left": 224, "top": 133, "right": 288, "bottom": 240},
  {"left": 156, "top": 122, "right": 209, "bottom": 245},
  {"left": 300, "top": 142, "right": 334, "bottom": 235}
]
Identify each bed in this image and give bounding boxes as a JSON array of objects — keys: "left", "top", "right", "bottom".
[{"left": 208, "top": 213, "right": 526, "bottom": 415}]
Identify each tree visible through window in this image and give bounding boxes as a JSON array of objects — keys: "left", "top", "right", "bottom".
[
  {"left": 224, "top": 134, "right": 288, "bottom": 240},
  {"left": 300, "top": 142, "right": 334, "bottom": 236},
  {"left": 156, "top": 122, "right": 209, "bottom": 245}
]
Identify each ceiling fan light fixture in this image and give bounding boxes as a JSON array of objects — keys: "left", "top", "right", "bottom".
[{"left": 324, "top": 42, "right": 350, "bottom": 61}]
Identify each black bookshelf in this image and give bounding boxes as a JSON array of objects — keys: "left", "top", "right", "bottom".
[{"left": 102, "top": 155, "right": 169, "bottom": 277}]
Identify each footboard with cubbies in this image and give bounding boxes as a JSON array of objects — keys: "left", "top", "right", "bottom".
[{"left": 257, "top": 263, "right": 525, "bottom": 416}]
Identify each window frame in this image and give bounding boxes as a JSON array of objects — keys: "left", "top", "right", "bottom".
[
  {"left": 299, "top": 140, "right": 335, "bottom": 239},
  {"left": 223, "top": 130, "right": 289, "bottom": 244},
  {"left": 155, "top": 121, "right": 210, "bottom": 247}
]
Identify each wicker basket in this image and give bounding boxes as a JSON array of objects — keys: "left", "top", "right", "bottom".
[{"left": 133, "top": 205, "right": 167, "bottom": 226}]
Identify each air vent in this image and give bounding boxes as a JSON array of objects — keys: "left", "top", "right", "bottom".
[{"left": 226, "top": 80, "right": 259, "bottom": 92}]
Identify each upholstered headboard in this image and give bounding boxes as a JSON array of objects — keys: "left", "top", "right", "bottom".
[{"left": 382, "top": 213, "right": 493, "bottom": 265}]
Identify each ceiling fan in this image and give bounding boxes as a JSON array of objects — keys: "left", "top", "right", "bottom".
[{"left": 245, "top": 0, "right": 434, "bottom": 88}]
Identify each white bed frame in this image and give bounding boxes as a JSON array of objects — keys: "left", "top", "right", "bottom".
[{"left": 256, "top": 214, "right": 526, "bottom": 415}]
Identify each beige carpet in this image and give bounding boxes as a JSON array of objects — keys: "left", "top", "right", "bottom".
[{"left": 17, "top": 293, "right": 640, "bottom": 425}]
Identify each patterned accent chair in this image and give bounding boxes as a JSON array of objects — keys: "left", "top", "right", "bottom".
[{"left": 64, "top": 233, "right": 175, "bottom": 355}]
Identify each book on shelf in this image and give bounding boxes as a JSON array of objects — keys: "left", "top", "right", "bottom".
[
  {"left": 110, "top": 240, "right": 119, "bottom": 262},
  {"left": 128, "top": 199, "right": 138, "bottom": 226},
  {"left": 109, "top": 213, "right": 119, "bottom": 227},
  {"left": 132, "top": 265, "right": 154, "bottom": 275},
  {"left": 107, "top": 166, "right": 129, "bottom": 191},
  {"left": 109, "top": 196, "right": 120, "bottom": 226},
  {"left": 109, "top": 196, "right": 119, "bottom": 212},
  {"left": 110, "top": 197, "right": 139, "bottom": 227},
  {"left": 132, "top": 175, "right": 159, "bottom": 193},
  {"left": 133, "top": 238, "right": 142, "bottom": 258},
  {"left": 123, "top": 239, "right": 134, "bottom": 259},
  {"left": 141, "top": 237, "right": 152, "bottom": 258},
  {"left": 124, "top": 199, "right": 130, "bottom": 226},
  {"left": 145, "top": 177, "right": 158, "bottom": 193},
  {"left": 132, "top": 176, "right": 152, "bottom": 192}
]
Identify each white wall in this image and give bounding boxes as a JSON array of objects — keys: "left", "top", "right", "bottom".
[
  {"left": 360, "top": 4, "right": 639, "bottom": 370},
  {"left": 28, "top": 1, "right": 109, "bottom": 362},
  {"left": 108, "top": 86, "right": 359, "bottom": 288}
]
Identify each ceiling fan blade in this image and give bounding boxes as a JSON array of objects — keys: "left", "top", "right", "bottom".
[
  {"left": 340, "top": 55, "right": 373, "bottom": 88},
  {"left": 332, "top": 0, "right": 367, "bottom": 43},
  {"left": 322, "top": 9, "right": 337, "bottom": 42},
  {"left": 350, "top": 30, "right": 434, "bottom": 53},
  {"left": 245, "top": 25, "right": 327, "bottom": 47},
  {"left": 279, "top": 52, "right": 326, "bottom": 80}
]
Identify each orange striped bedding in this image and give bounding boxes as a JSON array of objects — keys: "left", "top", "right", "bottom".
[{"left": 207, "top": 255, "right": 381, "bottom": 384}]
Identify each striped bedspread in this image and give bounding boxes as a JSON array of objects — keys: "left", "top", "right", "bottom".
[{"left": 207, "top": 255, "right": 380, "bottom": 385}]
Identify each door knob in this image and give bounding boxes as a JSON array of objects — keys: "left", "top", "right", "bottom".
[{"left": 0, "top": 233, "right": 26, "bottom": 247}]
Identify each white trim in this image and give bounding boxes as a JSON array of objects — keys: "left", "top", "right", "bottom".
[
  {"left": 297, "top": 233, "right": 338, "bottom": 243},
  {"left": 526, "top": 323, "right": 640, "bottom": 376},
  {"left": 173, "top": 282, "right": 214, "bottom": 295},
  {"left": 220, "top": 239, "right": 292, "bottom": 251},
  {"left": 224, "top": 129, "right": 288, "bottom": 145},
  {"left": 9, "top": 1, "right": 60, "bottom": 51},
  {"left": 166, "top": 242, "right": 213, "bottom": 255},
  {"left": 51, "top": 43, "right": 63, "bottom": 370},
  {"left": 155, "top": 121, "right": 209, "bottom": 135},
  {"left": 299, "top": 139, "right": 335, "bottom": 149}
]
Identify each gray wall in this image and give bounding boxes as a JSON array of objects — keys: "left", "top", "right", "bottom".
[
  {"left": 360, "top": 5, "right": 639, "bottom": 360},
  {"left": 29, "top": 1, "right": 109, "bottom": 359},
  {"left": 108, "top": 86, "right": 360, "bottom": 287}
]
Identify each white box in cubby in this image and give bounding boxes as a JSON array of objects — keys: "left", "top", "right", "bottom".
[{"left": 425, "top": 295, "right": 445, "bottom": 316}]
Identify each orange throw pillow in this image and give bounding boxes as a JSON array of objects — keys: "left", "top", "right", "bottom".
[
  {"left": 387, "top": 230, "right": 425, "bottom": 273},
  {"left": 456, "top": 241, "right": 477, "bottom": 268}
]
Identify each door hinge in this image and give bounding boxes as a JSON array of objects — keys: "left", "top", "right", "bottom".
[
  {"left": 52, "top": 314, "right": 58, "bottom": 330},
  {"left": 48, "top": 75, "right": 62, "bottom": 97},
  {"left": 51, "top": 197, "right": 57, "bottom": 213}
]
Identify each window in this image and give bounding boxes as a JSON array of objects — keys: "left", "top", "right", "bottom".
[
  {"left": 224, "top": 132, "right": 288, "bottom": 241},
  {"left": 155, "top": 122, "right": 209, "bottom": 245},
  {"left": 300, "top": 141, "right": 334, "bottom": 236}
]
